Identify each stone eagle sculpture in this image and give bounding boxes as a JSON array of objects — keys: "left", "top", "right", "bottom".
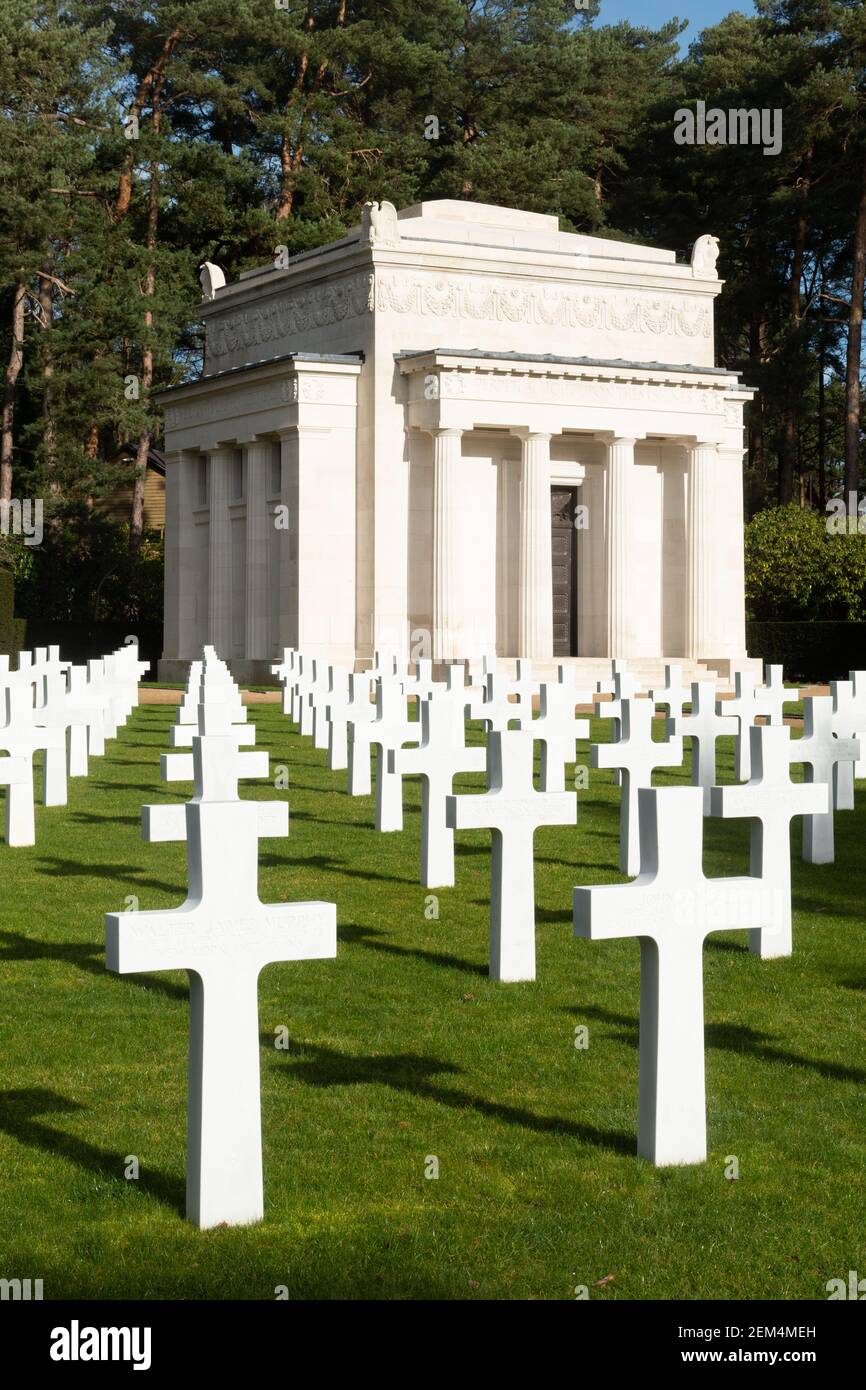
[
  {"left": 690, "top": 235, "right": 720, "bottom": 278},
  {"left": 360, "top": 200, "right": 400, "bottom": 248},
  {"left": 199, "top": 261, "right": 226, "bottom": 302}
]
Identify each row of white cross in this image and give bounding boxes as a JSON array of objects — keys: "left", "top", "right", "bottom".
[
  {"left": 272, "top": 649, "right": 864, "bottom": 1167},
  {"left": 0, "top": 644, "right": 148, "bottom": 845},
  {"left": 106, "top": 648, "right": 336, "bottom": 1230},
  {"left": 93, "top": 646, "right": 865, "bottom": 1229}
]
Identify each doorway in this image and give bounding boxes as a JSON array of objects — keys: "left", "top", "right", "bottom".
[{"left": 551, "top": 486, "right": 578, "bottom": 658}]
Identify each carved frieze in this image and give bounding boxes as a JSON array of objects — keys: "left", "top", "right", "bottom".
[
  {"left": 207, "top": 272, "right": 375, "bottom": 361},
  {"left": 376, "top": 274, "right": 712, "bottom": 338}
]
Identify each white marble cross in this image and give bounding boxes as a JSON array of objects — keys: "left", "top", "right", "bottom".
[
  {"left": 709, "top": 725, "right": 828, "bottom": 958},
  {"left": 403, "top": 658, "right": 446, "bottom": 704},
  {"left": 106, "top": 710, "right": 336, "bottom": 1229},
  {"left": 719, "top": 665, "right": 789, "bottom": 783},
  {"left": 574, "top": 785, "right": 774, "bottom": 1165},
  {"left": 754, "top": 664, "right": 788, "bottom": 726},
  {"left": 170, "top": 685, "right": 255, "bottom": 750},
  {"left": 308, "top": 659, "right": 333, "bottom": 751},
  {"left": 292, "top": 655, "right": 316, "bottom": 737},
  {"left": 89, "top": 658, "right": 118, "bottom": 741},
  {"left": 65, "top": 665, "right": 109, "bottom": 770},
  {"left": 390, "top": 695, "right": 486, "bottom": 887},
  {"left": 849, "top": 670, "right": 866, "bottom": 779},
  {"left": 596, "top": 658, "right": 632, "bottom": 698},
  {"left": 522, "top": 680, "right": 591, "bottom": 792},
  {"left": 511, "top": 658, "right": 540, "bottom": 711},
  {"left": 271, "top": 648, "right": 297, "bottom": 717},
  {"left": 324, "top": 667, "right": 352, "bottom": 771},
  {"left": 0, "top": 684, "right": 67, "bottom": 844},
  {"left": 447, "top": 730, "right": 576, "bottom": 981},
  {"left": 718, "top": 670, "right": 757, "bottom": 782},
  {"left": 367, "top": 650, "right": 401, "bottom": 682},
  {"left": 595, "top": 669, "right": 637, "bottom": 787},
  {"left": 669, "top": 681, "right": 738, "bottom": 812},
  {"left": 650, "top": 664, "right": 688, "bottom": 722},
  {"left": 830, "top": 673, "right": 866, "bottom": 809},
  {"left": 345, "top": 673, "right": 377, "bottom": 795},
  {"left": 39, "top": 670, "right": 94, "bottom": 778},
  {"left": 348, "top": 679, "right": 415, "bottom": 829},
  {"left": 445, "top": 663, "right": 483, "bottom": 721},
  {"left": 789, "top": 696, "right": 858, "bottom": 864},
  {"left": 467, "top": 655, "right": 494, "bottom": 690},
  {"left": 592, "top": 696, "right": 684, "bottom": 876},
  {"left": 469, "top": 671, "right": 524, "bottom": 732}
]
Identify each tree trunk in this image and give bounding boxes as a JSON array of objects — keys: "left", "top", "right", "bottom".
[
  {"left": 748, "top": 308, "right": 767, "bottom": 505},
  {"left": 275, "top": 1, "right": 346, "bottom": 223},
  {"left": 115, "top": 28, "right": 181, "bottom": 219},
  {"left": 818, "top": 345, "right": 827, "bottom": 512},
  {"left": 1, "top": 283, "right": 26, "bottom": 503},
  {"left": 844, "top": 147, "right": 866, "bottom": 498},
  {"left": 130, "top": 112, "right": 161, "bottom": 552},
  {"left": 38, "top": 260, "right": 61, "bottom": 531},
  {"left": 779, "top": 147, "right": 812, "bottom": 506}
]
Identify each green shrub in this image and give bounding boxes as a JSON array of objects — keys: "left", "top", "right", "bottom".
[
  {"left": 745, "top": 504, "right": 866, "bottom": 621},
  {"left": 0, "top": 566, "right": 23, "bottom": 658}
]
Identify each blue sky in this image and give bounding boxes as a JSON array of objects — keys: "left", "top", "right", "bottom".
[{"left": 591, "top": 1, "right": 758, "bottom": 52}]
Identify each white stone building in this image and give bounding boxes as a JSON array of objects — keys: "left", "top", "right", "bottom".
[{"left": 157, "top": 199, "right": 758, "bottom": 684}]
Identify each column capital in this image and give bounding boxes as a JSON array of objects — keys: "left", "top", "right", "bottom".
[
  {"left": 428, "top": 426, "right": 463, "bottom": 440},
  {"left": 599, "top": 432, "right": 641, "bottom": 448},
  {"left": 512, "top": 427, "right": 552, "bottom": 443}
]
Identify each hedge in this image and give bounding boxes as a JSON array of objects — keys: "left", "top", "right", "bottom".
[
  {"left": 747, "top": 621, "right": 866, "bottom": 683},
  {"left": 0, "top": 567, "right": 25, "bottom": 660},
  {"left": 18, "top": 621, "right": 163, "bottom": 676}
]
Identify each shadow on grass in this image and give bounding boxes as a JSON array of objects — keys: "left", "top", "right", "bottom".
[
  {"left": 278, "top": 1040, "right": 634, "bottom": 1155},
  {"left": 566, "top": 1004, "right": 866, "bottom": 1084},
  {"left": 69, "top": 812, "right": 141, "bottom": 827},
  {"left": 0, "top": 929, "right": 188, "bottom": 1003},
  {"left": 261, "top": 852, "right": 417, "bottom": 886},
  {"left": 35, "top": 857, "right": 181, "bottom": 898},
  {"left": 90, "top": 781, "right": 180, "bottom": 796},
  {"left": 338, "top": 922, "right": 488, "bottom": 976},
  {"left": 0, "top": 1088, "right": 185, "bottom": 1215}
]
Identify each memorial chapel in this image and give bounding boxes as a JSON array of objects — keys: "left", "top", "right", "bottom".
[{"left": 157, "top": 198, "right": 758, "bottom": 685}]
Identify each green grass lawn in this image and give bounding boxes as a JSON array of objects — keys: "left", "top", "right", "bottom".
[{"left": 0, "top": 704, "right": 863, "bottom": 1301}]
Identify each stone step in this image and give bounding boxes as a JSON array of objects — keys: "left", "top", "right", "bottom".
[{"left": 485, "top": 657, "right": 764, "bottom": 694}]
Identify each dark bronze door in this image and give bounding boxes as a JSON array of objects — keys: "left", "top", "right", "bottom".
[{"left": 551, "top": 487, "right": 578, "bottom": 658}]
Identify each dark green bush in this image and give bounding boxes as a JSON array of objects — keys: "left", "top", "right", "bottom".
[
  {"left": 0, "top": 566, "right": 23, "bottom": 658},
  {"left": 745, "top": 504, "right": 866, "bottom": 621}
]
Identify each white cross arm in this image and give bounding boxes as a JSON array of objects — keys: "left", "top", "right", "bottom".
[
  {"left": 574, "top": 873, "right": 764, "bottom": 943},
  {"left": 709, "top": 780, "right": 828, "bottom": 821},
  {"left": 142, "top": 801, "right": 289, "bottom": 843},
  {"left": 170, "top": 724, "right": 256, "bottom": 749},
  {"left": 161, "top": 750, "right": 269, "bottom": 782},
  {"left": 0, "top": 755, "right": 28, "bottom": 785},
  {"left": 447, "top": 790, "right": 576, "bottom": 832},
  {"left": 105, "top": 900, "right": 337, "bottom": 976}
]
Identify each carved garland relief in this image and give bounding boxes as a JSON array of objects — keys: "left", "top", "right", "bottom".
[{"left": 204, "top": 269, "right": 713, "bottom": 365}]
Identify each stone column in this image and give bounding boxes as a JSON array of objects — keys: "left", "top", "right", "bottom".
[
  {"left": 163, "top": 449, "right": 199, "bottom": 662},
  {"left": 431, "top": 428, "right": 464, "bottom": 661},
  {"left": 604, "top": 436, "right": 636, "bottom": 658},
  {"left": 685, "top": 441, "right": 719, "bottom": 658},
  {"left": 206, "top": 447, "right": 234, "bottom": 658},
  {"left": 517, "top": 432, "right": 554, "bottom": 660},
  {"left": 243, "top": 441, "right": 272, "bottom": 662}
]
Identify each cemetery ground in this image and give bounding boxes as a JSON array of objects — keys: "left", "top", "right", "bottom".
[{"left": 0, "top": 701, "right": 863, "bottom": 1302}]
